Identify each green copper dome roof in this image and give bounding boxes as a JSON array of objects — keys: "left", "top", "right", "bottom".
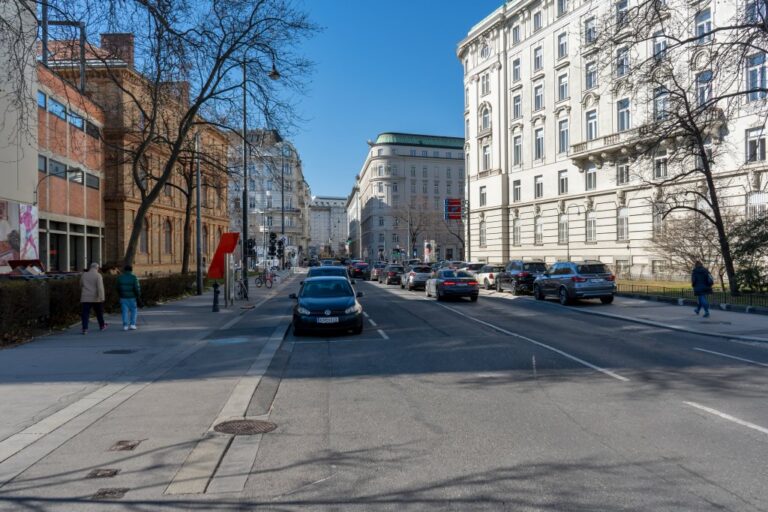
[{"left": 374, "top": 132, "right": 465, "bottom": 150}]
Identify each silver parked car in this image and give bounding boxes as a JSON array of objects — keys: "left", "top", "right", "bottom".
[
  {"left": 401, "top": 265, "right": 433, "bottom": 291},
  {"left": 533, "top": 261, "right": 616, "bottom": 305}
]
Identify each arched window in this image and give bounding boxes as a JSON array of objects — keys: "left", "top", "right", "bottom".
[
  {"left": 479, "top": 220, "right": 487, "bottom": 247},
  {"left": 139, "top": 219, "right": 149, "bottom": 253},
  {"left": 164, "top": 219, "right": 173, "bottom": 254},
  {"left": 202, "top": 225, "right": 209, "bottom": 255},
  {"left": 481, "top": 106, "right": 491, "bottom": 131}
]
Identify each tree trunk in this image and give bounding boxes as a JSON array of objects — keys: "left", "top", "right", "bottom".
[{"left": 704, "top": 170, "right": 739, "bottom": 295}]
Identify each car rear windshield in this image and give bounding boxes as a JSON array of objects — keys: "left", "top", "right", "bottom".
[
  {"left": 577, "top": 264, "right": 610, "bottom": 274},
  {"left": 523, "top": 262, "right": 548, "bottom": 272},
  {"left": 467, "top": 263, "right": 484, "bottom": 270},
  {"left": 441, "top": 270, "right": 473, "bottom": 278},
  {"left": 355, "top": 263, "right": 369, "bottom": 268},
  {"left": 489, "top": 266, "right": 505, "bottom": 273},
  {"left": 388, "top": 266, "right": 404, "bottom": 272},
  {"left": 412, "top": 266, "right": 431, "bottom": 273},
  {"left": 309, "top": 268, "right": 347, "bottom": 277},
  {"left": 375, "top": 263, "right": 386, "bottom": 268},
  {"left": 301, "top": 280, "right": 353, "bottom": 298}
]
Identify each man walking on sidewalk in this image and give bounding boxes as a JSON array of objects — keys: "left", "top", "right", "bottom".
[
  {"left": 691, "top": 261, "right": 714, "bottom": 318},
  {"left": 117, "top": 265, "right": 141, "bottom": 331},
  {"left": 80, "top": 262, "right": 107, "bottom": 334}
]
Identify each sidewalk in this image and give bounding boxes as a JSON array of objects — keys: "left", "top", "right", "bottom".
[{"left": 551, "top": 295, "right": 768, "bottom": 343}]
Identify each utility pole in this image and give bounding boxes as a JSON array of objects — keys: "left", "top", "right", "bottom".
[
  {"left": 195, "top": 132, "right": 203, "bottom": 295},
  {"left": 281, "top": 145, "right": 286, "bottom": 269},
  {"left": 241, "top": 60, "right": 249, "bottom": 298}
]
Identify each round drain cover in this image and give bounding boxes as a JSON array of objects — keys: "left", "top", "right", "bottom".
[{"left": 213, "top": 419, "right": 277, "bottom": 435}]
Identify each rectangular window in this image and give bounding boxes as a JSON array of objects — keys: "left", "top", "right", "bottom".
[
  {"left": 534, "top": 11, "right": 542, "bottom": 31},
  {"left": 446, "top": 181, "right": 452, "bottom": 195},
  {"left": 534, "top": 46, "right": 543, "bottom": 71},
  {"left": 422, "top": 150, "right": 428, "bottom": 157},
  {"left": 392, "top": 183, "right": 398, "bottom": 192},
  {"left": 434, "top": 180, "right": 439, "bottom": 194},
  {"left": 481, "top": 73, "right": 490, "bottom": 95},
  {"left": 586, "top": 110, "right": 598, "bottom": 140},
  {"left": 512, "top": 25, "right": 521, "bottom": 44},
  {"left": 377, "top": 182, "right": 384, "bottom": 193},
  {"left": 423, "top": 166, "right": 428, "bottom": 177},
  {"left": 652, "top": 204, "right": 665, "bottom": 237},
  {"left": 49, "top": 159, "right": 67, "bottom": 178},
  {"left": 557, "top": 32, "right": 568, "bottom": 59},
  {"left": 746, "top": 128, "right": 766, "bottom": 162},
  {"left": 586, "top": 212, "right": 597, "bottom": 242},
  {"left": 652, "top": 260, "right": 666, "bottom": 276},
  {"left": 534, "top": 175, "right": 544, "bottom": 198},
  {"left": 513, "top": 219, "right": 521, "bottom": 246},
  {"left": 411, "top": 180, "right": 417, "bottom": 193},
  {"left": 557, "top": 0, "right": 569, "bottom": 17},
  {"left": 747, "top": 53, "right": 767, "bottom": 101},
  {"left": 37, "top": 91, "right": 46, "bottom": 109},
  {"left": 534, "top": 217, "right": 543, "bottom": 244},
  {"left": 422, "top": 180, "right": 428, "bottom": 193},
  {"left": 513, "top": 136, "right": 522, "bottom": 166},
  {"left": 48, "top": 98, "right": 67, "bottom": 120},
  {"left": 585, "top": 17, "right": 597, "bottom": 44},
  {"left": 558, "top": 73, "right": 569, "bottom": 101},
  {"left": 558, "top": 170, "right": 568, "bottom": 195},
  {"left": 747, "top": 192, "right": 768, "bottom": 218},
  {"left": 534, "top": 84, "right": 544, "bottom": 111},
  {"left": 482, "top": 144, "right": 491, "bottom": 170},
  {"left": 617, "top": 98, "right": 631, "bottom": 132},
  {"left": 379, "top": 216, "right": 385, "bottom": 226},
  {"left": 616, "top": 0, "right": 628, "bottom": 28},
  {"left": 410, "top": 166, "right": 416, "bottom": 177},
  {"left": 534, "top": 128, "right": 545, "bottom": 160},
  {"left": 654, "top": 150, "right": 668, "bottom": 178},
  {"left": 512, "top": 58, "right": 521, "bottom": 82},
  {"left": 617, "top": 207, "right": 629, "bottom": 241},
  {"left": 85, "top": 173, "right": 100, "bottom": 190},
  {"left": 697, "top": 70, "right": 713, "bottom": 105},
  {"left": 654, "top": 87, "right": 669, "bottom": 120},
  {"left": 616, "top": 46, "right": 630, "bottom": 77},
  {"left": 585, "top": 61, "right": 597, "bottom": 89},
  {"left": 479, "top": 186, "right": 487, "bottom": 207},
  {"left": 38, "top": 155, "right": 47, "bottom": 173},
  {"left": 410, "top": 149, "right": 417, "bottom": 156},
  {"left": 513, "top": 94, "right": 522, "bottom": 119},
  {"left": 513, "top": 180, "right": 521, "bottom": 202},
  {"left": 68, "top": 111, "right": 84, "bottom": 130},
  {"left": 696, "top": 8, "right": 712, "bottom": 44},
  {"left": 585, "top": 164, "right": 597, "bottom": 190},
  {"left": 85, "top": 121, "right": 100, "bottom": 139},
  {"left": 653, "top": 31, "right": 667, "bottom": 61},
  {"left": 447, "top": 168, "right": 452, "bottom": 179},
  {"left": 616, "top": 158, "right": 630, "bottom": 184},
  {"left": 558, "top": 215, "right": 569, "bottom": 244},
  {"left": 558, "top": 119, "right": 569, "bottom": 153}
]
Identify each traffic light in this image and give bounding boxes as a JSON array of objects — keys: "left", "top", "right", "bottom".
[
  {"left": 246, "top": 238, "right": 256, "bottom": 256},
  {"left": 276, "top": 239, "right": 284, "bottom": 259},
  {"left": 268, "top": 232, "right": 277, "bottom": 257}
]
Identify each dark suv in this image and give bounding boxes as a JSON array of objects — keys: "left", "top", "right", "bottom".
[
  {"left": 533, "top": 260, "right": 616, "bottom": 305},
  {"left": 495, "top": 260, "right": 548, "bottom": 295},
  {"left": 379, "top": 264, "right": 405, "bottom": 285}
]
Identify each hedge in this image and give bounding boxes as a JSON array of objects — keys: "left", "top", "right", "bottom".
[{"left": 0, "top": 273, "right": 198, "bottom": 344}]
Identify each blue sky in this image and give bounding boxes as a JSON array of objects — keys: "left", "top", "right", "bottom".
[{"left": 290, "top": 0, "right": 503, "bottom": 198}]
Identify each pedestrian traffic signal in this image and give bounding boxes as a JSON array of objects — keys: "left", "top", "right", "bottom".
[
  {"left": 268, "top": 232, "right": 277, "bottom": 256},
  {"left": 246, "top": 238, "right": 256, "bottom": 257},
  {"left": 276, "top": 239, "right": 284, "bottom": 259}
]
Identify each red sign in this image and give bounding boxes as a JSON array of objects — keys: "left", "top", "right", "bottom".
[
  {"left": 207, "top": 232, "right": 240, "bottom": 279},
  {"left": 444, "top": 198, "right": 462, "bottom": 220}
]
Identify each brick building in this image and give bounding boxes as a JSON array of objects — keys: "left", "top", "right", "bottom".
[
  {"left": 48, "top": 34, "right": 229, "bottom": 274},
  {"left": 36, "top": 64, "right": 105, "bottom": 271}
]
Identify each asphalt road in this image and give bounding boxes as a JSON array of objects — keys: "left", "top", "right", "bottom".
[
  {"left": 1, "top": 275, "right": 768, "bottom": 511},
  {"left": 245, "top": 278, "right": 768, "bottom": 511}
]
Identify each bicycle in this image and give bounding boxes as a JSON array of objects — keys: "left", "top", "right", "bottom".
[
  {"left": 234, "top": 278, "right": 248, "bottom": 300},
  {"left": 254, "top": 271, "right": 273, "bottom": 289}
]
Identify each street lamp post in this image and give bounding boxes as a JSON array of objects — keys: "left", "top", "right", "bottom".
[
  {"left": 241, "top": 61, "right": 249, "bottom": 299},
  {"left": 280, "top": 145, "right": 286, "bottom": 269},
  {"left": 195, "top": 132, "right": 203, "bottom": 295}
]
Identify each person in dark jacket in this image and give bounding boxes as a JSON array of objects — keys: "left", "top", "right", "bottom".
[
  {"left": 691, "top": 261, "right": 714, "bottom": 318},
  {"left": 117, "top": 265, "right": 141, "bottom": 330}
]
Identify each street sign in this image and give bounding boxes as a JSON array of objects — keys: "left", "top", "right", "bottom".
[{"left": 444, "top": 198, "right": 462, "bottom": 220}]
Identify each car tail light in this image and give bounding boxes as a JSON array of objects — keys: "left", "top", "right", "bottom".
[
  {"left": 518, "top": 271, "right": 530, "bottom": 278},
  {"left": 443, "top": 281, "right": 456, "bottom": 286},
  {"left": 489, "top": 273, "right": 494, "bottom": 279},
  {"left": 410, "top": 272, "right": 415, "bottom": 277},
  {"left": 388, "top": 272, "right": 396, "bottom": 276},
  {"left": 468, "top": 281, "right": 478, "bottom": 286},
  {"left": 572, "top": 276, "right": 587, "bottom": 282},
  {"left": 606, "top": 274, "right": 616, "bottom": 281}
]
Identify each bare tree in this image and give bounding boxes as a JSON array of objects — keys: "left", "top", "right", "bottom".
[
  {"left": 43, "top": 0, "right": 315, "bottom": 266},
  {"left": 591, "top": 0, "right": 768, "bottom": 294}
]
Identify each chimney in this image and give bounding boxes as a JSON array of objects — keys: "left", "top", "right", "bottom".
[{"left": 100, "top": 33, "right": 134, "bottom": 66}]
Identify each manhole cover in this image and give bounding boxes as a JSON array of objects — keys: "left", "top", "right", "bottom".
[
  {"left": 86, "top": 468, "right": 120, "bottom": 479},
  {"left": 92, "top": 488, "right": 129, "bottom": 500},
  {"left": 109, "top": 440, "right": 144, "bottom": 451},
  {"left": 213, "top": 419, "right": 277, "bottom": 435},
  {"left": 103, "top": 349, "right": 137, "bottom": 355}
]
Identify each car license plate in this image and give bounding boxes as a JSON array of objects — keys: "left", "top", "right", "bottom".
[
  {"left": 590, "top": 278, "right": 604, "bottom": 283},
  {"left": 457, "top": 283, "right": 467, "bottom": 286},
  {"left": 317, "top": 317, "right": 339, "bottom": 324}
]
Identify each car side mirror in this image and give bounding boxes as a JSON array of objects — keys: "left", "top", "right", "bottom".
[
  {"left": 289, "top": 293, "right": 298, "bottom": 300},
  {"left": 351, "top": 279, "right": 356, "bottom": 284},
  {"left": 356, "top": 291, "right": 364, "bottom": 298}
]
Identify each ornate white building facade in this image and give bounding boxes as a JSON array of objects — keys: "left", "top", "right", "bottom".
[
  {"left": 348, "top": 133, "right": 466, "bottom": 262},
  {"left": 309, "top": 196, "right": 348, "bottom": 257},
  {"left": 459, "top": 0, "right": 767, "bottom": 278}
]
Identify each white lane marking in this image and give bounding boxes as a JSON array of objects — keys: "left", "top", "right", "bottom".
[
  {"left": 363, "top": 312, "right": 370, "bottom": 318},
  {"left": 377, "top": 329, "right": 389, "bottom": 340},
  {"left": 368, "top": 318, "right": 378, "bottom": 327},
  {"left": 693, "top": 347, "right": 768, "bottom": 368},
  {"left": 684, "top": 401, "right": 768, "bottom": 437},
  {"left": 433, "top": 302, "right": 629, "bottom": 382}
]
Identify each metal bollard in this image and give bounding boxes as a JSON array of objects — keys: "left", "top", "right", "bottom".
[{"left": 212, "top": 282, "right": 220, "bottom": 312}]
